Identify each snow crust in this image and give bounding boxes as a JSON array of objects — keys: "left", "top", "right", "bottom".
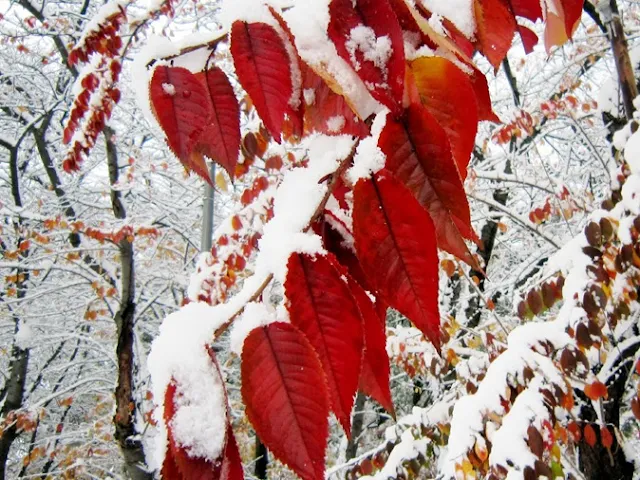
[
  {"left": 229, "top": 302, "right": 279, "bottom": 355},
  {"left": 347, "top": 110, "right": 388, "bottom": 183},
  {"left": 419, "top": 0, "right": 475, "bottom": 38}
]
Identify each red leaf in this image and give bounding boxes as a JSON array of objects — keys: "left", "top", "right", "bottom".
[
  {"left": 584, "top": 424, "right": 596, "bottom": 447},
  {"left": 518, "top": 25, "right": 539, "bottom": 54},
  {"left": 468, "top": 66, "right": 500, "bottom": 123},
  {"left": 347, "top": 276, "right": 394, "bottom": 415},
  {"left": 241, "top": 322, "right": 329, "bottom": 480},
  {"left": 379, "top": 102, "right": 480, "bottom": 268},
  {"left": 328, "top": 0, "right": 405, "bottom": 114},
  {"left": 559, "top": 0, "right": 583, "bottom": 37},
  {"left": 150, "top": 66, "right": 212, "bottom": 182},
  {"left": 230, "top": 21, "right": 292, "bottom": 142},
  {"left": 410, "top": 57, "right": 478, "bottom": 179},
  {"left": 302, "top": 64, "right": 369, "bottom": 138},
  {"left": 219, "top": 424, "right": 244, "bottom": 480},
  {"left": 510, "top": 0, "right": 543, "bottom": 21},
  {"left": 194, "top": 66, "right": 241, "bottom": 179},
  {"left": 285, "top": 253, "right": 364, "bottom": 436},
  {"left": 353, "top": 170, "right": 441, "bottom": 351},
  {"left": 474, "top": 0, "right": 516, "bottom": 69},
  {"left": 600, "top": 425, "right": 613, "bottom": 450}
]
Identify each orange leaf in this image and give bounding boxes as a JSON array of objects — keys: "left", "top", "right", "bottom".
[
  {"left": 584, "top": 380, "right": 608, "bottom": 401},
  {"left": 600, "top": 425, "right": 613, "bottom": 449},
  {"left": 583, "top": 424, "right": 596, "bottom": 447}
]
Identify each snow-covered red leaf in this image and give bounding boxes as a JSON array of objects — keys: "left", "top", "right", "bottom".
[
  {"left": 163, "top": 382, "right": 232, "bottom": 480},
  {"left": 353, "top": 170, "right": 441, "bottom": 351},
  {"left": 150, "top": 66, "right": 213, "bottom": 183},
  {"left": 241, "top": 322, "right": 329, "bottom": 480},
  {"left": 285, "top": 252, "right": 364, "bottom": 436},
  {"left": 410, "top": 57, "right": 478, "bottom": 179},
  {"left": 302, "top": 65, "right": 369, "bottom": 137},
  {"left": 379, "top": 102, "right": 480, "bottom": 268},
  {"left": 230, "top": 21, "right": 292, "bottom": 142},
  {"left": 347, "top": 276, "right": 394, "bottom": 414},
  {"left": 474, "top": 0, "right": 516, "bottom": 69},
  {"left": 328, "top": 0, "right": 405, "bottom": 115},
  {"left": 194, "top": 66, "right": 241, "bottom": 179},
  {"left": 218, "top": 424, "right": 244, "bottom": 480}
]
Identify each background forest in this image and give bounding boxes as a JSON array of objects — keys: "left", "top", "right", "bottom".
[{"left": 1, "top": 0, "right": 640, "bottom": 479}]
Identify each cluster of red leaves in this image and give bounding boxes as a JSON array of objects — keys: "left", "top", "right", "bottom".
[{"left": 145, "top": 0, "right": 584, "bottom": 478}]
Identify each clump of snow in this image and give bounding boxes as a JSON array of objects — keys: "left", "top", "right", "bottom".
[
  {"left": 419, "top": 0, "right": 475, "bottom": 38},
  {"left": 162, "top": 83, "right": 176, "bottom": 96},
  {"left": 326, "top": 115, "right": 346, "bottom": 133},
  {"left": 148, "top": 302, "right": 229, "bottom": 466},
  {"left": 283, "top": 0, "right": 381, "bottom": 119},
  {"left": 303, "top": 88, "right": 316, "bottom": 105},
  {"left": 345, "top": 26, "right": 392, "bottom": 77},
  {"left": 347, "top": 110, "right": 388, "bottom": 183},
  {"left": 15, "top": 321, "right": 33, "bottom": 349},
  {"left": 259, "top": 134, "right": 355, "bottom": 281},
  {"left": 229, "top": 302, "right": 280, "bottom": 355},
  {"left": 219, "top": 0, "right": 275, "bottom": 28},
  {"left": 624, "top": 130, "right": 640, "bottom": 174}
]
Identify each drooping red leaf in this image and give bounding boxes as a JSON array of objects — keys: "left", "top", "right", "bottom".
[
  {"left": 379, "top": 102, "right": 480, "bottom": 268},
  {"left": 219, "top": 424, "right": 244, "bottom": 480},
  {"left": 320, "top": 214, "right": 371, "bottom": 291},
  {"left": 194, "top": 66, "right": 241, "bottom": 179},
  {"left": 518, "top": 25, "right": 539, "bottom": 54},
  {"left": 230, "top": 21, "right": 292, "bottom": 142},
  {"left": 328, "top": 0, "right": 405, "bottom": 115},
  {"left": 353, "top": 170, "right": 441, "bottom": 351},
  {"left": 544, "top": 10, "right": 570, "bottom": 52},
  {"left": 285, "top": 252, "right": 364, "bottom": 436},
  {"left": 600, "top": 425, "right": 613, "bottom": 449},
  {"left": 559, "top": 0, "right": 583, "bottom": 38},
  {"left": 150, "top": 65, "right": 213, "bottom": 183},
  {"left": 301, "top": 64, "right": 369, "bottom": 138},
  {"left": 241, "top": 322, "right": 329, "bottom": 480},
  {"left": 346, "top": 276, "right": 394, "bottom": 414},
  {"left": 410, "top": 57, "right": 478, "bottom": 179},
  {"left": 474, "top": 0, "right": 516, "bottom": 69},
  {"left": 468, "top": 67, "right": 500, "bottom": 122}
]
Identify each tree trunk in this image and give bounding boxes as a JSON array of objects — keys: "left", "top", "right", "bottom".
[{"left": 106, "top": 127, "right": 152, "bottom": 479}]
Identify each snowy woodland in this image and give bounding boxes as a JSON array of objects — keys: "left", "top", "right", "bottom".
[{"left": 2, "top": 0, "right": 640, "bottom": 478}]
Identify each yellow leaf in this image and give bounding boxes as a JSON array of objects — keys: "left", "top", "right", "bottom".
[{"left": 215, "top": 169, "right": 229, "bottom": 192}]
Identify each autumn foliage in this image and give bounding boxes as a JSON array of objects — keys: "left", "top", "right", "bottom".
[{"left": 54, "top": 0, "right": 622, "bottom": 478}]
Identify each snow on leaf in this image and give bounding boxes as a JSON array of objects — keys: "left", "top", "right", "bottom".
[
  {"left": 379, "top": 102, "right": 480, "bottom": 268},
  {"left": 241, "top": 322, "right": 329, "bottom": 480},
  {"left": 150, "top": 66, "right": 213, "bottom": 183},
  {"left": 230, "top": 21, "right": 292, "bottom": 142},
  {"left": 194, "top": 66, "right": 241, "bottom": 179},
  {"left": 410, "top": 57, "right": 478, "bottom": 180},
  {"left": 328, "top": 0, "right": 405, "bottom": 115},
  {"left": 284, "top": 252, "right": 364, "bottom": 436},
  {"left": 353, "top": 170, "right": 441, "bottom": 351}
]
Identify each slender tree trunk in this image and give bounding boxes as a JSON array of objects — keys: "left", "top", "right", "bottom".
[
  {"left": 345, "top": 392, "right": 367, "bottom": 460},
  {"left": 105, "top": 127, "right": 151, "bottom": 479},
  {"left": 0, "top": 144, "right": 31, "bottom": 480}
]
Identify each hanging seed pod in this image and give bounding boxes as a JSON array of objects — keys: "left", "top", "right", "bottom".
[{"left": 585, "top": 222, "right": 602, "bottom": 247}]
